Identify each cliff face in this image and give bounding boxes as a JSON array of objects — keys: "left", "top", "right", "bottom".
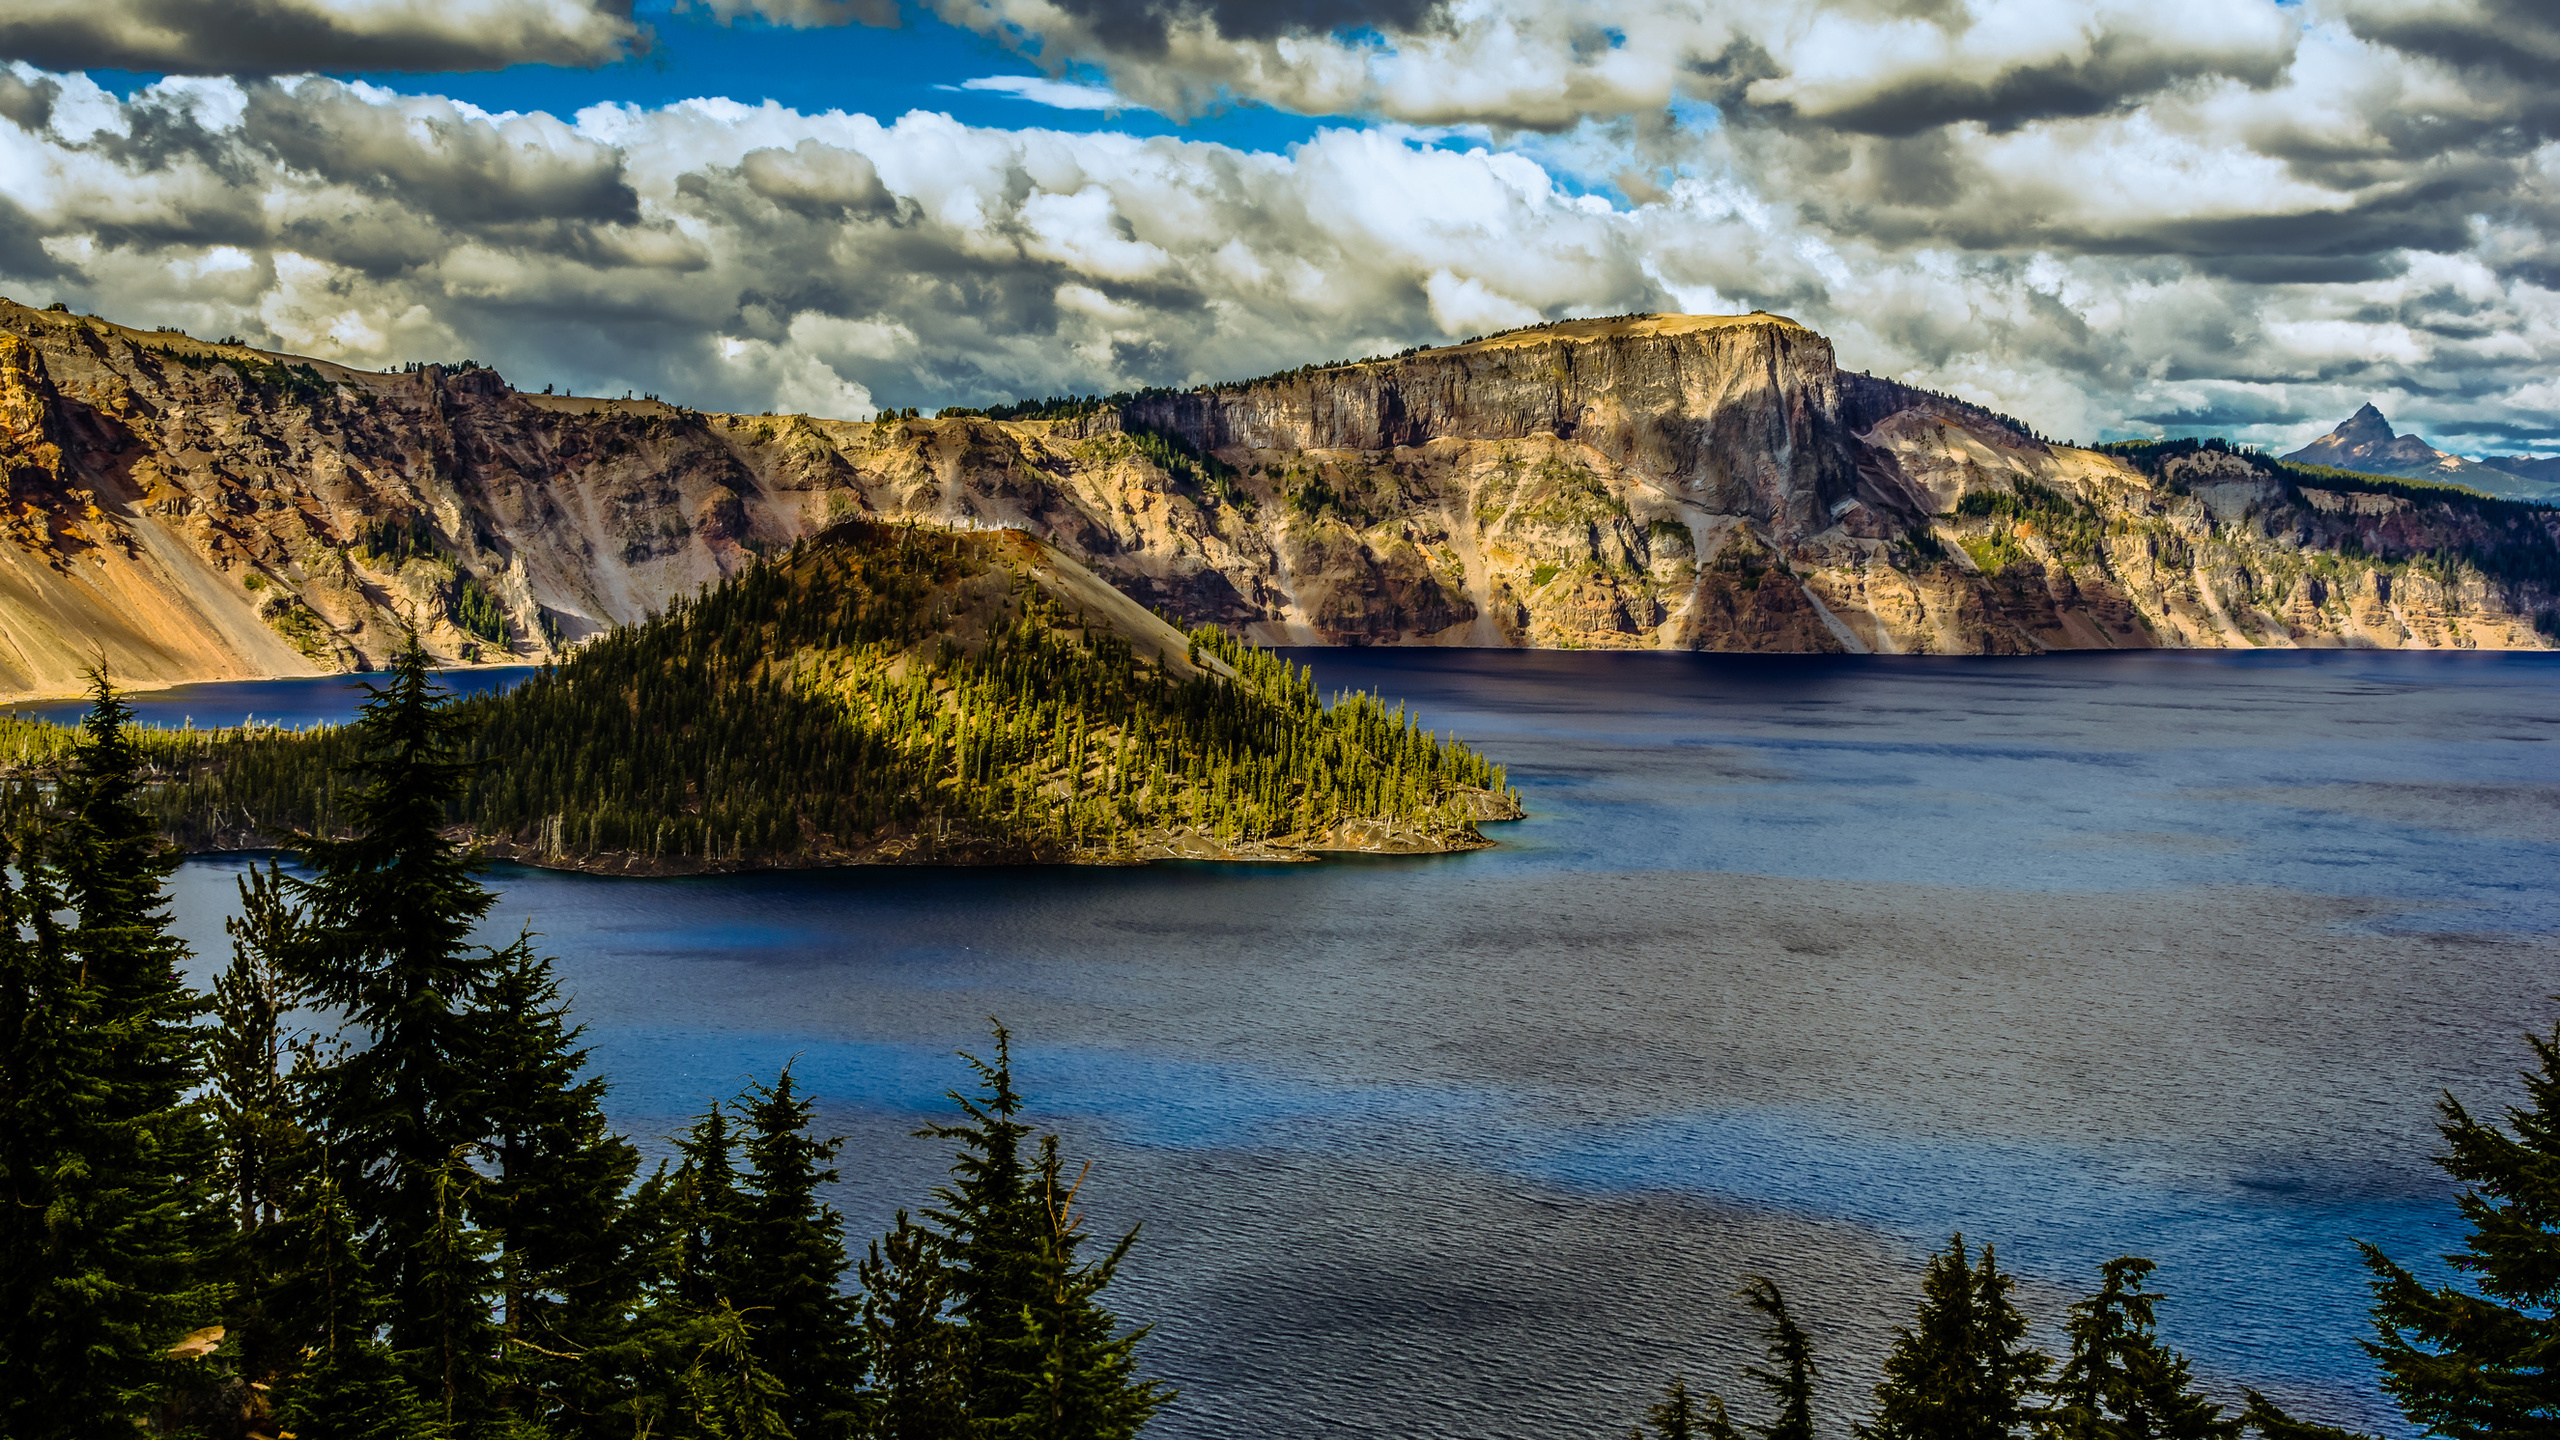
[{"left": 0, "top": 298, "right": 2552, "bottom": 699}]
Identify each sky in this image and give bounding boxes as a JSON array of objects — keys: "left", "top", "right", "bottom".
[{"left": 0, "top": 0, "right": 2554, "bottom": 454}]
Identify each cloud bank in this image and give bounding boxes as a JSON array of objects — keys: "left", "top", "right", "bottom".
[
  {"left": 0, "top": 0, "right": 2553, "bottom": 453},
  {"left": 0, "top": 0, "right": 641, "bottom": 75}
]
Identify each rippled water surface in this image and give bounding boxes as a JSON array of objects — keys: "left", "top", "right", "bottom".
[{"left": 161, "top": 650, "right": 2560, "bottom": 1438}]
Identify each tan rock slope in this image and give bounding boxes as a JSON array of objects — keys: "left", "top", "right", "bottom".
[{"left": 2, "top": 298, "right": 2552, "bottom": 700}]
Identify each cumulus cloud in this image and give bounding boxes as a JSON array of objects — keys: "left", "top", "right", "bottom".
[
  {"left": 0, "top": 0, "right": 640, "bottom": 76},
  {"left": 1, "top": 0, "right": 2557, "bottom": 457}
]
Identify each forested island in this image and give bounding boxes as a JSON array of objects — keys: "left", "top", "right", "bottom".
[
  {"left": 2, "top": 659, "right": 2555, "bottom": 1439},
  {"left": 0, "top": 519, "right": 1521, "bottom": 871}
]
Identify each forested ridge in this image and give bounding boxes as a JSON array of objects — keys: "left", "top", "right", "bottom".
[{"left": 1, "top": 519, "right": 1520, "bottom": 871}]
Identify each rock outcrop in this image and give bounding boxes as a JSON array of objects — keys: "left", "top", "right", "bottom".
[{"left": 2, "top": 299, "right": 2554, "bottom": 699}]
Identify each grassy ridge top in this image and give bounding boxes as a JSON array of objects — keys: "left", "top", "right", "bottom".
[{"left": 4, "top": 520, "right": 1520, "bottom": 870}]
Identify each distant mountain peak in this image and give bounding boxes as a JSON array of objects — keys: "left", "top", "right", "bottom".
[
  {"left": 2333, "top": 402, "right": 2395, "bottom": 443},
  {"left": 2284, "top": 402, "right": 2557, "bottom": 501}
]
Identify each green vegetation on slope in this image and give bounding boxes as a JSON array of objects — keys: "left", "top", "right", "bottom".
[{"left": 5, "top": 520, "right": 1515, "bottom": 869}]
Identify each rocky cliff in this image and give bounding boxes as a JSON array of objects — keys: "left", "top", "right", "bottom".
[{"left": 3, "top": 299, "right": 2554, "bottom": 700}]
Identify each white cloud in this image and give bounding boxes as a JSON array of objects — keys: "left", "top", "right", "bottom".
[{"left": 949, "top": 75, "right": 1138, "bottom": 113}]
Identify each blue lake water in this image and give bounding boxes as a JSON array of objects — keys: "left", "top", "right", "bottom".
[
  {"left": 156, "top": 650, "right": 2560, "bottom": 1438},
  {"left": 5, "top": 666, "right": 538, "bottom": 731}
]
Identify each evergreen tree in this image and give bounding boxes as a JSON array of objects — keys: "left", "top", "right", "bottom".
[
  {"left": 2359, "top": 1016, "right": 2560, "bottom": 1438},
  {"left": 672, "top": 1099, "right": 748, "bottom": 1311},
  {"left": 919, "top": 1022, "right": 1170, "bottom": 1439},
  {"left": 1638, "top": 1376, "right": 1748, "bottom": 1440},
  {"left": 469, "top": 941, "right": 646, "bottom": 1429},
  {"left": 2236, "top": 1391, "right": 2375, "bottom": 1440},
  {"left": 859, "top": 1211, "right": 969, "bottom": 1440},
  {"left": 734, "top": 1066, "right": 865, "bottom": 1438},
  {"left": 922, "top": 1022, "right": 1044, "bottom": 1426},
  {"left": 1858, "top": 1235, "right": 2050, "bottom": 1440},
  {"left": 2042, "top": 1258, "right": 2238, "bottom": 1440},
  {"left": 1742, "top": 1276, "right": 1820, "bottom": 1440},
  {"left": 284, "top": 634, "right": 510, "bottom": 1384},
  {"left": 270, "top": 1174, "right": 444, "bottom": 1440},
  {"left": 0, "top": 676, "right": 219, "bottom": 1437},
  {"left": 674, "top": 1302, "right": 795, "bottom": 1440},
  {"left": 1008, "top": 1134, "right": 1173, "bottom": 1440},
  {"left": 207, "top": 860, "right": 317, "bottom": 1408},
  {"left": 1640, "top": 1377, "right": 1707, "bottom": 1440},
  {"left": 0, "top": 833, "right": 115, "bottom": 1437}
]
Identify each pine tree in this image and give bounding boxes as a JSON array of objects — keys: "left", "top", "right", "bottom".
[
  {"left": 1008, "top": 1134, "right": 1173, "bottom": 1440},
  {"left": 270, "top": 1174, "right": 444, "bottom": 1440},
  {"left": 671, "top": 1099, "right": 747, "bottom": 1311},
  {"left": 2042, "top": 1258, "right": 2238, "bottom": 1440},
  {"left": 207, "top": 861, "right": 317, "bottom": 1410},
  {"left": 1742, "top": 1276, "right": 1820, "bottom": 1440},
  {"left": 0, "top": 832, "right": 117, "bottom": 1437},
  {"left": 2359, "top": 1015, "right": 2560, "bottom": 1438},
  {"left": 922, "top": 1022, "right": 1044, "bottom": 1426},
  {"left": 1641, "top": 1377, "right": 1705, "bottom": 1440},
  {"left": 734, "top": 1066, "right": 865, "bottom": 1438},
  {"left": 0, "top": 675, "right": 220, "bottom": 1437},
  {"left": 469, "top": 941, "right": 645, "bottom": 1427},
  {"left": 285, "top": 634, "right": 510, "bottom": 1383},
  {"left": 2235, "top": 1391, "right": 2374, "bottom": 1440},
  {"left": 1858, "top": 1235, "right": 2049, "bottom": 1440},
  {"left": 1640, "top": 1376, "right": 1742, "bottom": 1440},
  {"left": 859, "top": 1211, "right": 969, "bottom": 1440}
]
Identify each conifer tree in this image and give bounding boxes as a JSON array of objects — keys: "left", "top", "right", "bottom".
[
  {"left": 922, "top": 1022, "right": 1044, "bottom": 1425},
  {"left": 919, "top": 1022, "right": 1170, "bottom": 1439},
  {"left": 860, "top": 1211, "right": 969, "bottom": 1440},
  {"left": 2359, "top": 1016, "right": 2560, "bottom": 1438},
  {"left": 208, "top": 861, "right": 316, "bottom": 1405},
  {"left": 1742, "top": 1276, "right": 1820, "bottom": 1440},
  {"left": 2235, "top": 1392, "right": 2374, "bottom": 1440},
  {"left": 1009, "top": 1134, "right": 1173, "bottom": 1440},
  {"left": 0, "top": 676, "right": 219, "bottom": 1437},
  {"left": 2042, "top": 1258, "right": 2238, "bottom": 1440},
  {"left": 1858, "top": 1235, "right": 2049, "bottom": 1440},
  {"left": 470, "top": 942, "right": 645, "bottom": 1424},
  {"left": 285, "top": 634, "right": 510, "bottom": 1378},
  {"left": 1640, "top": 1376, "right": 1743, "bottom": 1440},
  {"left": 672, "top": 1099, "right": 747, "bottom": 1311},
  {"left": 734, "top": 1066, "right": 865, "bottom": 1438},
  {"left": 0, "top": 833, "right": 119, "bottom": 1437},
  {"left": 270, "top": 1174, "right": 444, "bottom": 1440},
  {"left": 675, "top": 1303, "right": 795, "bottom": 1440},
  {"left": 1642, "top": 1378, "right": 1707, "bottom": 1440}
]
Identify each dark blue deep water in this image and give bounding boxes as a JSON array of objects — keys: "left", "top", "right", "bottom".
[{"left": 158, "top": 650, "right": 2560, "bottom": 1439}]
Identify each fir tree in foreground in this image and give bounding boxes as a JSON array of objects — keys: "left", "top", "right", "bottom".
[
  {"left": 1857, "top": 1235, "right": 2045, "bottom": 1440},
  {"left": 2358, "top": 1015, "right": 2560, "bottom": 1439},
  {"left": 920, "top": 1023, "right": 1173, "bottom": 1440},
  {"left": 1640, "top": 1277, "right": 1817, "bottom": 1440},
  {"left": 2043, "top": 1257, "right": 2238, "bottom": 1440},
  {"left": 0, "top": 673, "right": 219, "bottom": 1440}
]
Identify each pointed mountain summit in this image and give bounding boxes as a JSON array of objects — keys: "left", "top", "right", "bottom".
[
  {"left": 2284, "top": 403, "right": 2557, "bottom": 501},
  {"left": 2330, "top": 401, "right": 2396, "bottom": 446}
]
